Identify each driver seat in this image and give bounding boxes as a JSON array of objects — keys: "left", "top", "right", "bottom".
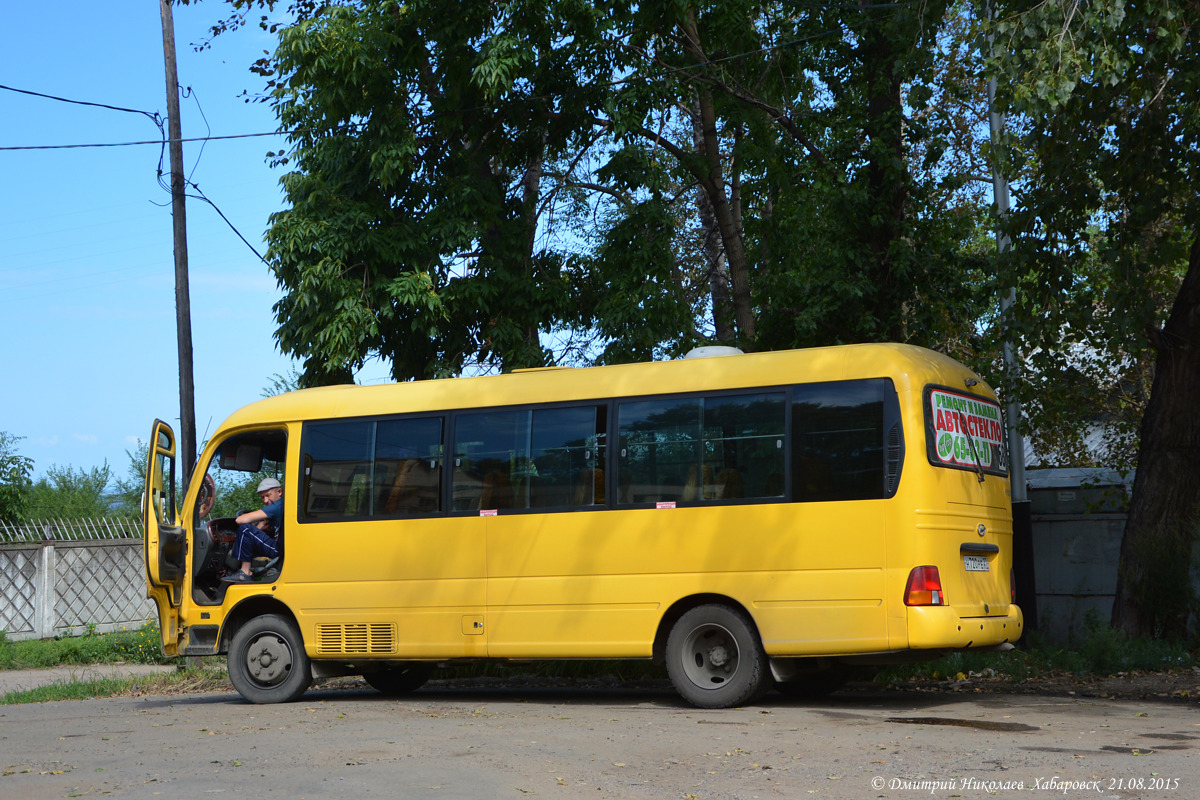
[{"left": 250, "top": 555, "right": 280, "bottom": 581}]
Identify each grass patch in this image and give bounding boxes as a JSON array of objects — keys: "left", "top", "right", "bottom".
[
  {"left": 877, "top": 618, "right": 1198, "bottom": 685},
  {"left": 0, "top": 665, "right": 231, "bottom": 705},
  {"left": 0, "top": 621, "right": 171, "bottom": 669}
]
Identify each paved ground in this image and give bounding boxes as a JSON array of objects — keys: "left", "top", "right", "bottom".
[
  {"left": 0, "top": 664, "right": 177, "bottom": 697},
  {"left": 2, "top": 681, "right": 1197, "bottom": 800}
]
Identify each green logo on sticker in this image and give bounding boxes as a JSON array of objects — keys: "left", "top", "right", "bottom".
[{"left": 938, "top": 433, "right": 954, "bottom": 458}]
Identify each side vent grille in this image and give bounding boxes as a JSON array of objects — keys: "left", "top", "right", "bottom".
[
  {"left": 315, "top": 623, "right": 396, "bottom": 655},
  {"left": 886, "top": 423, "right": 903, "bottom": 495}
]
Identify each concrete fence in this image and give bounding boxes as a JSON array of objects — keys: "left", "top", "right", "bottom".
[{"left": 1, "top": 517, "right": 155, "bottom": 641}]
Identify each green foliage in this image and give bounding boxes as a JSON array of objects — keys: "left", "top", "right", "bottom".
[
  {"left": 879, "top": 619, "right": 1197, "bottom": 684},
  {"left": 988, "top": 0, "right": 1200, "bottom": 436},
  {"left": 0, "top": 431, "right": 34, "bottom": 522},
  {"left": 264, "top": 0, "right": 582, "bottom": 381},
  {"left": 1, "top": 676, "right": 143, "bottom": 705},
  {"left": 203, "top": 0, "right": 1005, "bottom": 383},
  {"left": 109, "top": 441, "right": 149, "bottom": 516},
  {"left": 24, "top": 463, "right": 113, "bottom": 520},
  {"left": 208, "top": 468, "right": 281, "bottom": 520},
  {"left": 0, "top": 620, "right": 170, "bottom": 670},
  {"left": 261, "top": 368, "right": 303, "bottom": 397}
]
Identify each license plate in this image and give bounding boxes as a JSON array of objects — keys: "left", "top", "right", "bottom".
[{"left": 963, "top": 555, "right": 990, "bottom": 572}]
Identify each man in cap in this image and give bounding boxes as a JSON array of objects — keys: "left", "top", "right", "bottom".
[{"left": 221, "top": 477, "right": 284, "bottom": 583}]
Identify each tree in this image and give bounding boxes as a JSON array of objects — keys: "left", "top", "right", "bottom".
[
  {"left": 262, "top": 0, "right": 599, "bottom": 382},
  {"left": 262, "top": 368, "right": 303, "bottom": 397},
  {"left": 0, "top": 431, "right": 34, "bottom": 522},
  {"left": 990, "top": 0, "right": 1200, "bottom": 636},
  {"left": 25, "top": 463, "right": 115, "bottom": 520},
  {"left": 215, "top": 0, "right": 999, "bottom": 382},
  {"left": 110, "top": 441, "right": 151, "bottom": 517}
]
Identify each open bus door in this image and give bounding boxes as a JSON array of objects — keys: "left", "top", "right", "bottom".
[{"left": 144, "top": 419, "right": 185, "bottom": 654}]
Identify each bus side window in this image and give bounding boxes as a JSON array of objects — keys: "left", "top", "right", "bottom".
[
  {"left": 451, "top": 405, "right": 608, "bottom": 512},
  {"left": 791, "top": 380, "right": 887, "bottom": 503},
  {"left": 703, "top": 392, "right": 785, "bottom": 500},
  {"left": 617, "top": 393, "right": 785, "bottom": 505},
  {"left": 375, "top": 417, "right": 444, "bottom": 515},
  {"left": 530, "top": 405, "right": 606, "bottom": 508},
  {"left": 617, "top": 398, "right": 702, "bottom": 505},
  {"left": 301, "top": 420, "right": 373, "bottom": 519},
  {"left": 452, "top": 411, "right": 529, "bottom": 511}
]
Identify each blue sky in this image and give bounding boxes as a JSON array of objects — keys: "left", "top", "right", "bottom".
[{"left": 1, "top": 2, "right": 388, "bottom": 482}]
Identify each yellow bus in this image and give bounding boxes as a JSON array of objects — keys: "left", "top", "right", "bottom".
[{"left": 144, "top": 343, "right": 1022, "bottom": 707}]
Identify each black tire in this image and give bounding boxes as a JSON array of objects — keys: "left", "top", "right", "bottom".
[
  {"left": 775, "top": 667, "right": 852, "bottom": 699},
  {"left": 362, "top": 662, "right": 435, "bottom": 695},
  {"left": 228, "top": 614, "right": 312, "bottom": 704},
  {"left": 665, "top": 604, "right": 767, "bottom": 708}
]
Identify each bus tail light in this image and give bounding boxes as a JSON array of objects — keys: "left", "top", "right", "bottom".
[
  {"left": 904, "top": 566, "right": 945, "bottom": 606},
  {"left": 1011, "top": 568, "right": 1017, "bottom": 604}
]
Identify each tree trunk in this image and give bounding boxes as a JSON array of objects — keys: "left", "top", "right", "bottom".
[
  {"left": 693, "top": 86, "right": 755, "bottom": 344},
  {"left": 859, "top": 17, "right": 908, "bottom": 343},
  {"left": 679, "top": 12, "right": 755, "bottom": 346},
  {"left": 1111, "top": 233, "right": 1200, "bottom": 638},
  {"left": 519, "top": 151, "right": 545, "bottom": 359},
  {"left": 691, "top": 100, "right": 734, "bottom": 343}
]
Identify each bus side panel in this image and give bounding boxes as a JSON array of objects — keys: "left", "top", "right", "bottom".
[
  {"left": 277, "top": 516, "right": 488, "bottom": 659},
  {"left": 484, "top": 502, "right": 889, "bottom": 658}
]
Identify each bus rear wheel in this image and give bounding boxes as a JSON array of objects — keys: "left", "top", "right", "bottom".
[
  {"left": 665, "top": 604, "right": 767, "bottom": 708},
  {"left": 362, "top": 662, "right": 435, "bottom": 695},
  {"left": 228, "top": 614, "right": 312, "bottom": 704}
]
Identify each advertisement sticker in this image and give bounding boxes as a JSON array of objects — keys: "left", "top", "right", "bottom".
[{"left": 929, "top": 389, "right": 1004, "bottom": 469}]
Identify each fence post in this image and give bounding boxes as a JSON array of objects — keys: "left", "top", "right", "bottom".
[{"left": 35, "top": 539, "right": 58, "bottom": 639}]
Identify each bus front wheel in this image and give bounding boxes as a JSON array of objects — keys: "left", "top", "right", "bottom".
[
  {"left": 665, "top": 604, "right": 767, "bottom": 708},
  {"left": 228, "top": 614, "right": 312, "bottom": 704}
]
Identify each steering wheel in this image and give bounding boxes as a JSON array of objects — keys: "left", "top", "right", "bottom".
[{"left": 198, "top": 472, "right": 216, "bottom": 519}]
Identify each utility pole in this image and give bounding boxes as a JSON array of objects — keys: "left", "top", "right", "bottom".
[
  {"left": 986, "top": 1, "right": 1035, "bottom": 631},
  {"left": 160, "top": 0, "right": 197, "bottom": 483}
]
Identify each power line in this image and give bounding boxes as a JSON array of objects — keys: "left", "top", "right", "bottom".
[
  {"left": 0, "top": 79, "right": 273, "bottom": 268},
  {"left": 0, "top": 82, "right": 163, "bottom": 125},
  {"left": 185, "top": 179, "right": 268, "bottom": 265},
  {"left": 0, "top": 130, "right": 290, "bottom": 151}
]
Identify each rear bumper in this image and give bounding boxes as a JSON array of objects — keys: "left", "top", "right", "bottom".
[{"left": 907, "top": 604, "right": 1023, "bottom": 649}]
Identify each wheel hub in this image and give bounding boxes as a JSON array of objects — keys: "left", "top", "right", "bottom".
[
  {"left": 248, "top": 634, "right": 292, "bottom": 685},
  {"left": 707, "top": 644, "right": 730, "bottom": 668}
]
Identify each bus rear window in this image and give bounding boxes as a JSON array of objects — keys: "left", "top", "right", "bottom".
[{"left": 924, "top": 387, "right": 1007, "bottom": 477}]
